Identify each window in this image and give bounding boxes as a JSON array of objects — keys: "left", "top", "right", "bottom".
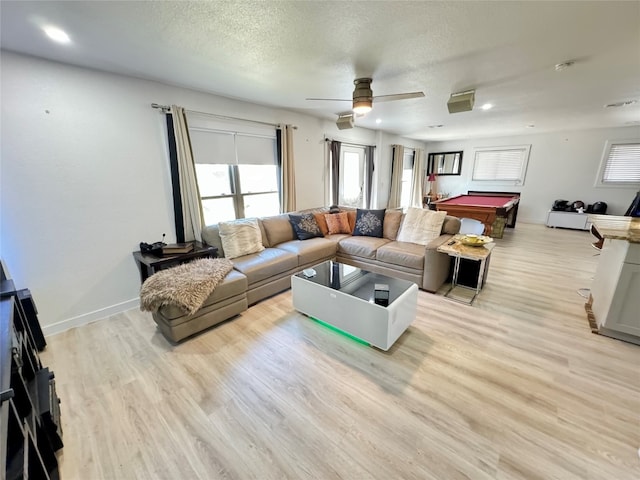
[
  {"left": 339, "top": 146, "right": 365, "bottom": 207},
  {"left": 596, "top": 140, "right": 640, "bottom": 186},
  {"left": 472, "top": 145, "right": 531, "bottom": 185},
  {"left": 189, "top": 127, "right": 279, "bottom": 225},
  {"left": 400, "top": 150, "right": 415, "bottom": 208}
]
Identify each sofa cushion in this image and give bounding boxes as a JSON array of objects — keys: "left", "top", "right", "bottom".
[
  {"left": 353, "top": 208, "right": 385, "bottom": 237},
  {"left": 201, "top": 224, "right": 224, "bottom": 254},
  {"left": 347, "top": 210, "right": 357, "bottom": 232},
  {"left": 157, "top": 269, "right": 248, "bottom": 320},
  {"left": 276, "top": 238, "right": 337, "bottom": 265},
  {"left": 383, "top": 210, "right": 404, "bottom": 240},
  {"left": 261, "top": 214, "right": 295, "bottom": 246},
  {"left": 376, "top": 241, "right": 425, "bottom": 270},
  {"left": 397, "top": 208, "right": 447, "bottom": 246},
  {"left": 313, "top": 213, "right": 329, "bottom": 236},
  {"left": 289, "top": 213, "right": 323, "bottom": 240},
  {"left": 231, "top": 247, "right": 298, "bottom": 285},
  {"left": 442, "top": 215, "right": 462, "bottom": 235},
  {"left": 324, "top": 233, "right": 351, "bottom": 244},
  {"left": 325, "top": 212, "right": 352, "bottom": 234},
  {"left": 218, "top": 218, "right": 265, "bottom": 259},
  {"left": 337, "top": 236, "right": 391, "bottom": 259}
]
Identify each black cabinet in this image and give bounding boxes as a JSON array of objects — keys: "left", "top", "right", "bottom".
[
  {"left": 447, "top": 256, "right": 492, "bottom": 289},
  {"left": 1, "top": 266, "right": 62, "bottom": 480}
]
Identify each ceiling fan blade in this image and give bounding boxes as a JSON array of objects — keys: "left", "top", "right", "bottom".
[
  {"left": 306, "top": 97, "right": 351, "bottom": 102},
  {"left": 373, "top": 92, "right": 425, "bottom": 102}
]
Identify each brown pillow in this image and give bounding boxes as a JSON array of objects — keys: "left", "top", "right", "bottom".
[
  {"left": 325, "top": 212, "right": 351, "bottom": 234},
  {"left": 347, "top": 210, "right": 357, "bottom": 232},
  {"left": 383, "top": 210, "right": 404, "bottom": 240},
  {"left": 313, "top": 213, "right": 329, "bottom": 236}
]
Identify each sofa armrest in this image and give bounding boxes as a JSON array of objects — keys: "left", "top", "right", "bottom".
[
  {"left": 202, "top": 224, "right": 225, "bottom": 256},
  {"left": 422, "top": 234, "right": 455, "bottom": 292},
  {"left": 425, "top": 234, "right": 454, "bottom": 250}
]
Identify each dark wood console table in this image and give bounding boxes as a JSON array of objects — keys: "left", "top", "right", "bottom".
[{"left": 132, "top": 241, "right": 218, "bottom": 283}]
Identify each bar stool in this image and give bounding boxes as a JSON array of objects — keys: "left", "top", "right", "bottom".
[
  {"left": 590, "top": 224, "right": 604, "bottom": 251},
  {"left": 578, "top": 224, "right": 604, "bottom": 299}
]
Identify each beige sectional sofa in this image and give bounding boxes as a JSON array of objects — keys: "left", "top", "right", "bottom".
[{"left": 152, "top": 207, "right": 460, "bottom": 342}]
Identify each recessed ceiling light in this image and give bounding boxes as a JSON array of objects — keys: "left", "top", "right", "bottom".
[
  {"left": 481, "top": 103, "right": 493, "bottom": 110},
  {"left": 605, "top": 100, "right": 637, "bottom": 108},
  {"left": 427, "top": 124, "right": 444, "bottom": 129},
  {"left": 43, "top": 26, "right": 70, "bottom": 44},
  {"left": 555, "top": 61, "right": 575, "bottom": 71},
  {"left": 375, "top": 118, "right": 382, "bottom": 124}
]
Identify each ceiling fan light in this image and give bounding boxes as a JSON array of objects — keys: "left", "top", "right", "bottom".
[{"left": 353, "top": 99, "right": 372, "bottom": 114}]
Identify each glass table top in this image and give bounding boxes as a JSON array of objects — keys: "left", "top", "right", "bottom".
[{"left": 293, "top": 260, "right": 415, "bottom": 307}]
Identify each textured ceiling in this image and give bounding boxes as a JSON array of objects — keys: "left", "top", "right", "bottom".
[{"left": 1, "top": 1, "right": 639, "bottom": 140}]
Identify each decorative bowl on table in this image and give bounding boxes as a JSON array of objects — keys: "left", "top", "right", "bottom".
[{"left": 459, "top": 234, "right": 493, "bottom": 247}]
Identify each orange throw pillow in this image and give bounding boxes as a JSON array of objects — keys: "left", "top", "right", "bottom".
[
  {"left": 325, "top": 212, "right": 352, "bottom": 234},
  {"left": 347, "top": 210, "right": 356, "bottom": 232},
  {"left": 313, "top": 213, "right": 329, "bottom": 236}
]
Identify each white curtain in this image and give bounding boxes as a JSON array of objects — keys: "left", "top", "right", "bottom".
[
  {"left": 280, "top": 124, "right": 296, "bottom": 212},
  {"left": 171, "top": 105, "right": 203, "bottom": 242},
  {"left": 410, "top": 148, "right": 426, "bottom": 207},
  {"left": 387, "top": 145, "right": 404, "bottom": 208}
]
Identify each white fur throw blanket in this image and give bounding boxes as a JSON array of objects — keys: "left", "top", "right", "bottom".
[{"left": 140, "top": 258, "right": 234, "bottom": 315}]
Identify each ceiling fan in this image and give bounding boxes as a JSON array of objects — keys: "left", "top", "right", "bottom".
[{"left": 306, "top": 77, "right": 425, "bottom": 114}]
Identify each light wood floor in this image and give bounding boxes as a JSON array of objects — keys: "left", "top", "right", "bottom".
[{"left": 42, "top": 223, "right": 640, "bottom": 479}]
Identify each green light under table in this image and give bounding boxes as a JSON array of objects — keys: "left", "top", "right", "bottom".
[{"left": 309, "top": 317, "right": 370, "bottom": 346}]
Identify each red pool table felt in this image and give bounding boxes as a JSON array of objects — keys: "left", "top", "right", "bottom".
[{"left": 438, "top": 195, "right": 514, "bottom": 207}]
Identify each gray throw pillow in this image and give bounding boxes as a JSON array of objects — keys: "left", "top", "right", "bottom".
[
  {"left": 353, "top": 208, "right": 385, "bottom": 237},
  {"left": 288, "top": 213, "right": 324, "bottom": 240}
]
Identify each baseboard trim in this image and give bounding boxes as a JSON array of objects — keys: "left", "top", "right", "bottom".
[{"left": 42, "top": 298, "right": 140, "bottom": 337}]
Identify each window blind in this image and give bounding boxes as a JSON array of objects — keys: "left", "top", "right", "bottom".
[
  {"left": 403, "top": 151, "right": 414, "bottom": 170},
  {"left": 602, "top": 143, "right": 640, "bottom": 183},
  {"left": 189, "top": 129, "right": 236, "bottom": 164},
  {"left": 236, "top": 134, "right": 277, "bottom": 165},
  {"left": 472, "top": 148, "right": 528, "bottom": 181},
  {"left": 189, "top": 130, "right": 276, "bottom": 165}
]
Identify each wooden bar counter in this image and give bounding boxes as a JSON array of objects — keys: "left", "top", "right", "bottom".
[{"left": 586, "top": 215, "right": 640, "bottom": 345}]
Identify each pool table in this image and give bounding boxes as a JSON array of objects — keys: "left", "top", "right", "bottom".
[{"left": 431, "top": 193, "right": 520, "bottom": 237}]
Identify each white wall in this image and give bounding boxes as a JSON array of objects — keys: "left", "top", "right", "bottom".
[
  {"left": 0, "top": 51, "right": 393, "bottom": 332},
  {"left": 426, "top": 128, "right": 640, "bottom": 223}
]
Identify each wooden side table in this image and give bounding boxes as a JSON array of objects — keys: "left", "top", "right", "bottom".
[
  {"left": 132, "top": 241, "right": 218, "bottom": 283},
  {"left": 437, "top": 234, "right": 495, "bottom": 304}
]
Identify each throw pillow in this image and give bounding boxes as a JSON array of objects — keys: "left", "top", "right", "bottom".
[
  {"left": 383, "top": 210, "right": 404, "bottom": 240},
  {"left": 347, "top": 210, "right": 357, "bottom": 232},
  {"left": 396, "top": 208, "right": 447, "bottom": 246},
  {"left": 289, "top": 213, "right": 324, "bottom": 240},
  {"left": 313, "top": 213, "right": 329, "bottom": 236},
  {"left": 353, "top": 208, "right": 385, "bottom": 237},
  {"left": 218, "top": 218, "right": 265, "bottom": 259},
  {"left": 325, "top": 212, "right": 352, "bottom": 234}
]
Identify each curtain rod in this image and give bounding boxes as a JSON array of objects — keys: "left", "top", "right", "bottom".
[
  {"left": 324, "top": 138, "right": 376, "bottom": 149},
  {"left": 151, "top": 103, "right": 296, "bottom": 129}
]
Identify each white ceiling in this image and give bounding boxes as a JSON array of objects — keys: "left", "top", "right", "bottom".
[{"left": 1, "top": 1, "right": 639, "bottom": 141}]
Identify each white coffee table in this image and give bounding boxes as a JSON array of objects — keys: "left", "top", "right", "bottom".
[{"left": 291, "top": 261, "right": 418, "bottom": 351}]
